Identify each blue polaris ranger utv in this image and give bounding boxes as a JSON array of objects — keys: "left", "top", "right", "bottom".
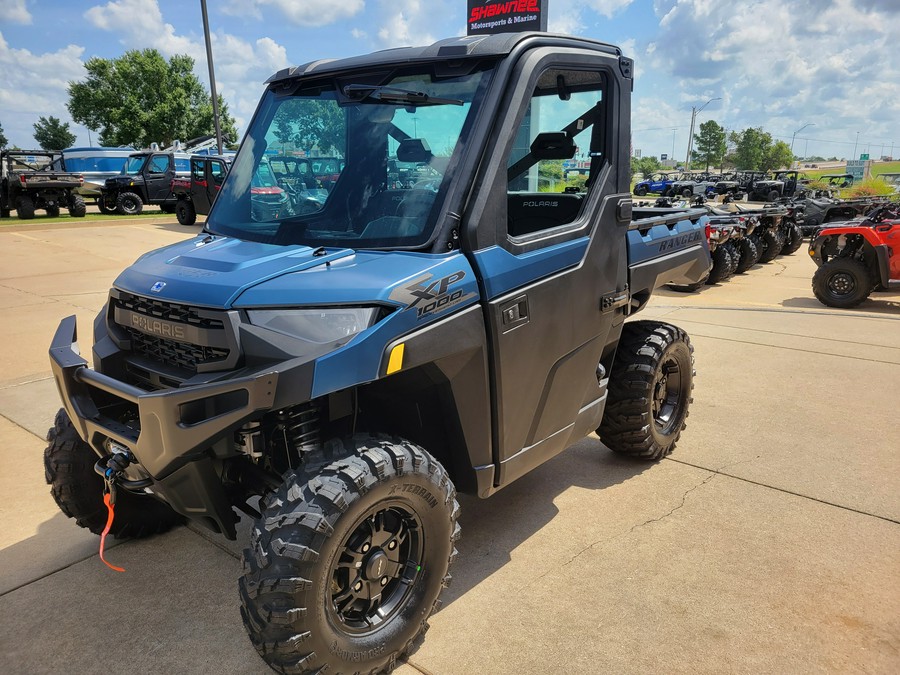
[{"left": 47, "top": 32, "right": 709, "bottom": 674}]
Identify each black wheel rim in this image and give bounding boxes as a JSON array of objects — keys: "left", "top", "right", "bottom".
[
  {"left": 328, "top": 502, "right": 424, "bottom": 636},
  {"left": 827, "top": 271, "right": 855, "bottom": 297},
  {"left": 652, "top": 356, "right": 686, "bottom": 434}
]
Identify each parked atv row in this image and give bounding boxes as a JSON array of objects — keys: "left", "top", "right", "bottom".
[{"left": 645, "top": 197, "right": 804, "bottom": 291}]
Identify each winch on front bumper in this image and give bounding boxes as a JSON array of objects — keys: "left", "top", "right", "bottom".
[{"left": 49, "top": 315, "right": 282, "bottom": 538}]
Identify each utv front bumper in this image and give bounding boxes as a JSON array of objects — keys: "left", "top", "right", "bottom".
[{"left": 49, "top": 315, "right": 279, "bottom": 537}]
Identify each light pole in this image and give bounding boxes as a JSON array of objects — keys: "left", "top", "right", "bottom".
[
  {"left": 790, "top": 122, "right": 814, "bottom": 156},
  {"left": 684, "top": 97, "right": 720, "bottom": 172},
  {"left": 200, "top": 0, "right": 223, "bottom": 155},
  {"left": 671, "top": 128, "right": 676, "bottom": 162},
  {"left": 852, "top": 131, "right": 860, "bottom": 161}
]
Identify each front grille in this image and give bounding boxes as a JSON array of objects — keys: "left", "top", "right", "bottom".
[
  {"left": 123, "top": 327, "right": 229, "bottom": 371},
  {"left": 115, "top": 291, "right": 224, "bottom": 329},
  {"left": 111, "top": 291, "right": 232, "bottom": 374}
]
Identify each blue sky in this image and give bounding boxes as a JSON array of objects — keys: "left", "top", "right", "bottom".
[{"left": 1, "top": 0, "right": 898, "bottom": 161}]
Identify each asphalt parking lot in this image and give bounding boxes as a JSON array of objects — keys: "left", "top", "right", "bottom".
[{"left": 0, "top": 217, "right": 897, "bottom": 674}]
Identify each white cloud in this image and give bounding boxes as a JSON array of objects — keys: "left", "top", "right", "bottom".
[
  {"left": 250, "top": 0, "right": 365, "bottom": 27},
  {"left": 583, "top": 0, "right": 635, "bottom": 19},
  {"left": 3, "top": 0, "right": 32, "bottom": 24},
  {"left": 85, "top": 0, "right": 201, "bottom": 60},
  {"left": 0, "top": 32, "right": 85, "bottom": 146},
  {"left": 644, "top": 0, "right": 900, "bottom": 156},
  {"left": 83, "top": 0, "right": 290, "bottom": 132},
  {"left": 375, "top": 0, "right": 454, "bottom": 47}
]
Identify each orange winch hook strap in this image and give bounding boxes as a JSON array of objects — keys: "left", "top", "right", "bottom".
[{"left": 100, "top": 491, "right": 125, "bottom": 573}]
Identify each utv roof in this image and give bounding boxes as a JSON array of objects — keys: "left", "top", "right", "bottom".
[{"left": 266, "top": 32, "right": 623, "bottom": 84}]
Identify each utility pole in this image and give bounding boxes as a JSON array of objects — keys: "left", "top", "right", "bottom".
[
  {"left": 684, "top": 97, "right": 720, "bottom": 172},
  {"left": 852, "top": 131, "right": 860, "bottom": 161},
  {"left": 200, "top": 0, "right": 223, "bottom": 155},
  {"left": 791, "top": 122, "right": 814, "bottom": 156}
]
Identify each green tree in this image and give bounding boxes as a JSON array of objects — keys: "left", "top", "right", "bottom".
[
  {"left": 273, "top": 99, "right": 345, "bottom": 155},
  {"left": 761, "top": 140, "right": 793, "bottom": 172},
  {"left": 0, "top": 121, "right": 7, "bottom": 148},
  {"left": 631, "top": 155, "right": 661, "bottom": 180},
  {"left": 67, "top": 49, "right": 237, "bottom": 149},
  {"left": 730, "top": 127, "right": 771, "bottom": 170},
  {"left": 32, "top": 116, "right": 76, "bottom": 151},
  {"left": 691, "top": 120, "right": 726, "bottom": 171}
]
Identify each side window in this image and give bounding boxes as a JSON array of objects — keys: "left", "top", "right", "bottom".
[
  {"left": 191, "top": 159, "right": 206, "bottom": 182},
  {"left": 148, "top": 155, "right": 169, "bottom": 174},
  {"left": 506, "top": 69, "right": 606, "bottom": 238},
  {"left": 210, "top": 161, "right": 226, "bottom": 186}
]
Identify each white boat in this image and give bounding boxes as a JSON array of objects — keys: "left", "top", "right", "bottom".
[{"left": 53, "top": 147, "right": 135, "bottom": 197}]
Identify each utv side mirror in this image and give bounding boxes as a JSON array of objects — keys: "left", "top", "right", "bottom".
[{"left": 530, "top": 132, "right": 576, "bottom": 160}]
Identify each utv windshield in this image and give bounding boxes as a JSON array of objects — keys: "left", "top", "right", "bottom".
[
  {"left": 123, "top": 156, "right": 146, "bottom": 175},
  {"left": 207, "top": 63, "right": 493, "bottom": 249}
]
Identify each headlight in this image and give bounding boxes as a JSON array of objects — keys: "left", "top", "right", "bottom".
[{"left": 247, "top": 307, "right": 380, "bottom": 344}]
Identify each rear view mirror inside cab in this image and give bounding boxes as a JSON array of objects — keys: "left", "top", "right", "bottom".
[{"left": 530, "top": 132, "right": 576, "bottom": 160}]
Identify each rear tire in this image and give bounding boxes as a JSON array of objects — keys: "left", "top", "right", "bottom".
[
  {"left": 97, "top": 198, "right": 115, "bottom": 215},
  {"left": 116, "top": 191, "right": 143, "bottom": 216},
  {"left": 44, "top": 409, "right": 182, "bottom": 538},
  {"left": 175, "top": 199, "right": 197, "bottom": 226},
  {"left": 598, "top": 321, "right": 694, "bottom": 460},
  {"left": 758, "top": 229, "right": 783, "bottom": 262},
  {"left": 706, "top": 245, "right": 733, "bottom": 284},
  {"left": 812, "top": 258, "right": 873, "bottom": 308},
  {"left": 734, "top": 237, "right": 758, "bottom": 273},
  {"left": 16, "top": 195, "right": 35, "bottom": 220},
  {"left": 780, "top": 223, "right": 804, "bottom": 255},
  {"left": 68, "top": 195, "right": 87, "bottom": 218},
  {"left": 681, "top": 187, "right": 693, "bottom": 197},
  {"left": 239, "top": 436, "right": 459, "bottom": 675}
]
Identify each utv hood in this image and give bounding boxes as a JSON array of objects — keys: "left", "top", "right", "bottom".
[{"left": 112, "top": 235, "right": 476, "bottom": 311}]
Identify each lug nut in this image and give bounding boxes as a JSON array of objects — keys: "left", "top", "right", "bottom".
[
  {"left": 354, "top": 581, "right": 363, "bottom": 591},
  {"left": 388, "top": 541, "right": 397, "bottom": 550},
  {"left": 361, "top": 543, "right": 370, "bottom": 553},
  {"left": 381, "top": 577, "right": 388, "bottom": 586}
]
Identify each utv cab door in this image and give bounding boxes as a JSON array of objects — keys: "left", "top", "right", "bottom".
[
  {"left": 144, "top": 153, "right": 174, "bottom": 202},
  {"left": 468, "top": 57, "right": 630, "bottom": 488}
]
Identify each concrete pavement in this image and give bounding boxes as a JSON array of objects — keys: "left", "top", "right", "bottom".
[{"left": 0, "top": 218, "right": 897, "bottom": 674}]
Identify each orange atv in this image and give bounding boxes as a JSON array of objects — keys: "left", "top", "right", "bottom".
[{"left": 808, "top": 203, "right": 900, "bottom": 308}]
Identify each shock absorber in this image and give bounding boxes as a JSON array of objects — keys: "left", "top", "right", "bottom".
[{"left": 273, "top": 401, "right": 322, "bottom": 469}]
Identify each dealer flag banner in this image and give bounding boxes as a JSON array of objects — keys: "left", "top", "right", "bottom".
[{"left": 467, "top": 0, "right": 549, "bottom": 36}]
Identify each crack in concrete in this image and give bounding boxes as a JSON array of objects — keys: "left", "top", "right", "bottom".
[
  {"left": 534, "top": 468, "right": 717, "bottom": 582},
  {"left": 628, "top": 472, "right": 716, "bottom": 534},
  {"left": 772, "top": 260, "right": 788, "bottom": 277}
]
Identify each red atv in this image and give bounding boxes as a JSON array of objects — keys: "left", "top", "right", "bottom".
[{"left": 808, "top": 203, "right": 900, "bottom": 308}]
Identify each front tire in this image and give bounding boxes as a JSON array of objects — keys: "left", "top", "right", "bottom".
[
  {"left": 44, "top": 409, "right": 182, "bottom": 537},
  {"left": 239, "top": 436, "right": 459, "bottom": 675},
  {"left": 116, "top": 191, "right": 143, "bottom": 215},
  {"left": 175, "top": 199, "right": 197, "bottom": 226},
  {"left": 598, "top": 321, "right": 694, "bottom": 460},
  {"left": 634, "top": 185, "right": 648, "bottom": 197},
  {"left": 812, "top": 257, "right": 873, "bottom": 308}
]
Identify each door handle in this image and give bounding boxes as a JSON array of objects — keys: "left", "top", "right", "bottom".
[{"left": 500, "top": 295, "right": 529, "bottom": 332}]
